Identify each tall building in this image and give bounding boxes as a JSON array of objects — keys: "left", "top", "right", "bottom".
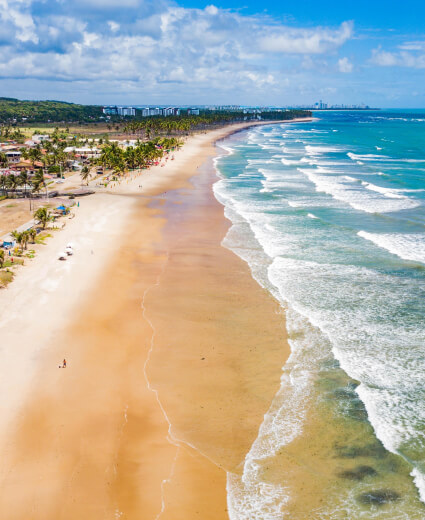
[
  {"left": 117, "top": 107, "right": 136, "bottom": 117},
  {"left": 103, "top": 106, "right": 118, "bottom": 115}
]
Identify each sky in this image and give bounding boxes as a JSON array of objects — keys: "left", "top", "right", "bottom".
[{"left": 1, "top": 0, "right": 425, "bottom": 106}]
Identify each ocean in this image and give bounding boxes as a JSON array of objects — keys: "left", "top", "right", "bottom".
[{"left": 213, "top": 110, "right": 425, "bottom": 519}]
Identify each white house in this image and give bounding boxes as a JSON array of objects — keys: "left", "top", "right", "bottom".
[
  {"left": 5, "top": 150, "right": 21, "bottom": 164},
  {"left": 32, "top": 134, "right": 50, "bottom": 143}
]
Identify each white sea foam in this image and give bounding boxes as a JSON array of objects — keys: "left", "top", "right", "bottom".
[
  {"left": 361, "top": 181, "right": 407, "bottom": 199},
  {"left": 214, "top": 120, "right": 425, "bottom": 515},
  {"left": 411, "top": 469, "right": 425, "bottom": 503},
  {"left": 281, "top": 146, "right": 302, "bottom": 154},
  {"left": 299, "top": 168, "right": 420, "bottom": 213},
  {"left": 348, "top": 152, "right": 389, "bottom": 161},
  {"left": 267, "top": 256, "right": 425, "bottom": 459},
  {"left": 358, "top": 231, "right": 425, "bottom": 264},
  {"left": 281, "top": 157, "right": 303, "bottom": 166},
  {"left": 306, "top": 145, "right": 341, "bottom": 155},
  {"left": 348, "top": 152, "right": 425, "bottom": 163},
  {"left": 216, "top": 142, "right": 236, "bottom": 156},
  {"left": 227, "top": 308, "right": 329, "bottom": 520}
]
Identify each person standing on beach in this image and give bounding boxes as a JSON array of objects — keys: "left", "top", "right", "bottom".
[{"left": 62, "top": 359, "right": 67, "bottom": 368}]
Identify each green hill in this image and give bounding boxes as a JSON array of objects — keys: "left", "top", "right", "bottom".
[{"left": 0, "top": 98, "right": 103, "bottom": 123}]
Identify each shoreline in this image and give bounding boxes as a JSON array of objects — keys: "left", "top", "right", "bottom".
[{"left": 0, "top": 119, "right": 297, "bottom": 518}]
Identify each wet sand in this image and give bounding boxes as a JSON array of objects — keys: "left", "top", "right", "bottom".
[{"left": 0, "top": 123, "right": 293, "bottom": 519}]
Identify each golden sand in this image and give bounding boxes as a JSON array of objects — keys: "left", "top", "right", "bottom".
[{"left": 0, "top": 122, "right": 293, "bottom": 519}]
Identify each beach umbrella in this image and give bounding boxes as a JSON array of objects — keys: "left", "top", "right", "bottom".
[{"left": 58, "top": 251, "right": 67, "bottom": 260}]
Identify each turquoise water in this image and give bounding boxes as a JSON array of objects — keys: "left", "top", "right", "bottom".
[{"left": 214, "top": 111, "right": 425, "bottom": 518}]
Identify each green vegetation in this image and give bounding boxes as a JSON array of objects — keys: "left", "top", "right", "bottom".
[
  {"left": 124, "top": 109, "right": 311, "bottom": 138},
  {"left": 0, "top": 269, "right": 14, "bottom": 288},
  {"left": 35, "top": 232, "right": 52, "bottom": 245},
  {"left": 0, "top": 98, "right": 103, "bottom": 124},
  {"left": 96, "top": 137, "right": 181, "bottom": 174},
  {"left": 33, "top": 206, "right": 52, "bottom": 229},
  {"left": 80, "top": 166, "right": 90, "bottom": 185},
  {"left": 0, "top": 98, "right": 310, "bottom": 129},
  {"left": 11, "top": 229, "right": 30, "bottom": 251}
]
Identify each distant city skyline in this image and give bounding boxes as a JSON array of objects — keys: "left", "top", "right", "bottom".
[{"left": 1, "top": 1, "right": 425, "bottom": 107}]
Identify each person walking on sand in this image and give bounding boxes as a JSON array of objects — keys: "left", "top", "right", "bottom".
[{"left": 62, "top": 359, "right": 67, "bottom": 368}]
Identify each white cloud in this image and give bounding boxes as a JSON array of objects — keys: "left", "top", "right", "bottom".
[
  {"left": 108, "top": 21, "right": 120, "bottom": 32},
  {"left": 338, "top": 56, "right": 353, "bottom": 73},
  {"left": 0, "top": 0, "right": 38, "bottom": 43},
  {"left": 398, "top": 41, "right": 425, "bottom": 51},
  {"left": 260, "top": 21, "right": 353, "bottom": 54},
  {"left": 0, "top": 0, "right": 354, "bottom": 100},
  {"left": 371, "top": 47, "right": 425, "bottom": 68},
  {"left": 73, "top": 0, "right": 141, "bottom": 7}
]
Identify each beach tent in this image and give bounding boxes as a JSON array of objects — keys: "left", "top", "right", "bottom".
[{"left": 56, "top": 204, "right": 68, "bottom": 215}]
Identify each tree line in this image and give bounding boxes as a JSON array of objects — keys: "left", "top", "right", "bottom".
[
  {"left": 123, "top": 110, "right": 311, "bottom": 138},
  {"left": 0, "top": 169, "right": 48, "bottom": 198},
  {"left": 93, "top": 137, "right": 181, "bottom": 176}
]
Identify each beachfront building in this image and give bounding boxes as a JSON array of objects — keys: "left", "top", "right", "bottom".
[
  {"left": 103, "top": 106, "right": 118, "bottom": 115},
  {"left": 5, "top": 150, "right": 21, "bottom": 164},
  {"left": 32, "top": 134, "right": 50, "bottom": 143},
  {"left": 188, "top": 108, "right": 200, "bottom": 115},
  {"left": 64, "top": 146, "right": 101, "bottom": 159},
  {"left": 117, "top": 107, "right": 136, "bottom": 117},
  {"left": 162, "top": 107, "right": 174, "bottom": 117},
  {"left": 11, "top": 160, "right": 44, "bottom": 173},
  {"left": 148, "top": 108, "right": 162, "bottom": 116},
  {"left": 139, "top": 107, "right": 181, "bottom": 117},
  {"left": 165, "top": 107, "right": 181, "bottom": 116},
  {"left": 103, "top": 106, "right": 136, "bottom": 117}
]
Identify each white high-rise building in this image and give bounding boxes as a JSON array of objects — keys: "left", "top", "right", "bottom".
[{"left": 117, "top": 107, "right": 136, "bottom": 117}]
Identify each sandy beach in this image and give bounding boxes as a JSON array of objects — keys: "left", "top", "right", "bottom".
[{"left": 0, "top": 120, "right": 299, "bottom": 519}]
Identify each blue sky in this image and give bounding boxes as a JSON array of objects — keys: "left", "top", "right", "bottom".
[{"left": 1, "top": 0, "right": 425, "bottom": 106}]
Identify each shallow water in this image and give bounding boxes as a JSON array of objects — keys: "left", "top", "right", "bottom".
[{"left": 214, "top": 110, "right": 425, "bottom": 518}]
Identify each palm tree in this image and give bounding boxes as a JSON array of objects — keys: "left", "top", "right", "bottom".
[
  {"left": 31, "top": 179, "right": 41, "bottom": 199},
  {"left": 18, "top": 170, "right": 30, "bottom": 198},
  {"left": 0, "top": 152, "right": 7, "bottom": 167},
  {"left": 28, "top": 147, "right": 42, "bottom": 169},
  {"left": 124, "top": 147, "right": 137, "bottom": 169},
  {"left": 21, "top": 230, "right": 30, "bottom": 250},
  {"left": 33, "top": 206, "right": 51, "bottom": 229},
  {"left": 80, "top": 166, "right": 90, "bottom": 185},
  {"left": 6, "top": 174, "right": 19, "bottom": 196},
  {"left": 0, "top": 174, "right": 7, "bottom": 197},
  {"left": 0, "top": 249, "right": 4, "bottom": 268},
  {"left": 11, "top": 230, "right": 24, "bottom": 251},
  {"left": 28, "top": 228, "right": 37, "bottom": 244},
  {"left": 32, "top": 169, "right": 48, "bottom": 199}
]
